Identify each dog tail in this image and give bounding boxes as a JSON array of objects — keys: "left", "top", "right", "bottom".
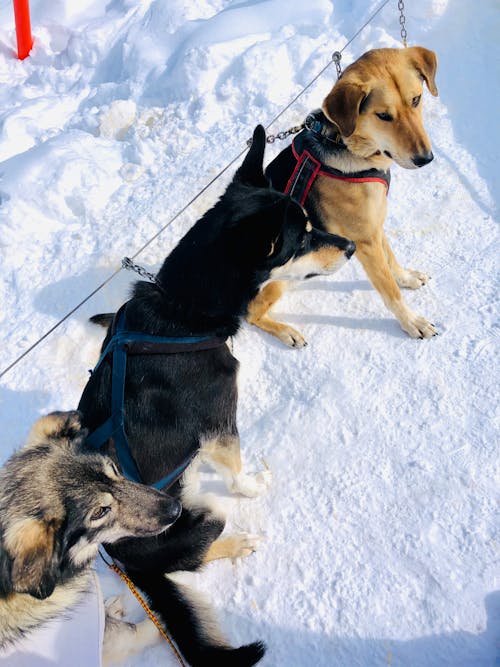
[
  {"left": 128, "top": 570, "right": 265, "bottom": 666},
  {"left": 89, "top": 313, "right": 114, "bottom": 328}
]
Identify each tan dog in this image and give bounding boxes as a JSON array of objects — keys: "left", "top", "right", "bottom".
[{"left": 247, "top": 46, "right": 438, "bottom": 346}]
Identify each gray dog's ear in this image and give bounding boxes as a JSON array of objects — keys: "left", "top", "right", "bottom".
[
  {"left": 26, "top": 411, "right": 85, "bottom": 451},
  {"left": 5, "top": 517, "right": 62, "bottom": 600},
  {"left": 322, "top": 81, "right": 368, "bottom": 137},
  {"left": 407, "top": 46, "right": 438, "bottom": 96}
]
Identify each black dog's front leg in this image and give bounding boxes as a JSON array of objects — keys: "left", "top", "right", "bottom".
[{"left": 105, "top": 506, "right": 225, "bottom": 573}]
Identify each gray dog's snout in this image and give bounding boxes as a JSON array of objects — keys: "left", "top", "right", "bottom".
[{"left": 165, "top": 498, "right": 182, "bottom": 524}]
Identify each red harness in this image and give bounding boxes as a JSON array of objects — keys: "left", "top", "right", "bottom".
[{"left": 284, "top": 136, "right": 390, "bottom": 206}]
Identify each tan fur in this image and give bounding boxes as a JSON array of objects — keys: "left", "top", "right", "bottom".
[
  {"left": 203, "top": 534, "right": 260, "bottom": 563},
  {"left": 5, "top": 518, "right": 59, "bottom": 594},
  {"left": 0, "top": 573, "right": 92, "bottom": 650},
  {"left": 246, "top": 280, "right": 307, "bottom": 348},
  {"left": 247, "top": 46, "right": 439, "bottom": 343},
  {"left": 201, "top": 435, "right": 272, "bottom": 497},
  {"left": 26, "top": 411, "right": 82, "bottom": 448}
]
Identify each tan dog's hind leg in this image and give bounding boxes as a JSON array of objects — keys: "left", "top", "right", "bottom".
[
  {"left": 201, "top": 435, "right": 272, "bottom": 497},
  {"left": 356, "top": 239, "right": 437, "bottom": 338},
  {"left": 203, "top": 533, "right": 262, "bottom": 563},
  {"left": 382, "top": 232, "right": 430, "bottom": 289},
  {"left": 246, "top": 281, "right": 307, "bottom": 348}
]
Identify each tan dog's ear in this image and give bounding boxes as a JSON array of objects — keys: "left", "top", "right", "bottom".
[
  {"left": 5, "top": 517, "right": 61, "bottom": 599},
  {"left": 408, "top": 46, "right": 438, "bottom": 96},
  {"left": 322, "top": 82, "right": 368, "bottom": 137}
]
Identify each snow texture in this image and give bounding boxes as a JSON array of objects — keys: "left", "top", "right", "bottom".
[{"left": 0, "top": 1, "right": 498, "bottom": 665}]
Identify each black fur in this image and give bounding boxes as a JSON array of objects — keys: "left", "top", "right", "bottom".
[{"left": 78, "top": 125, "right": 353, "bottom": 665}]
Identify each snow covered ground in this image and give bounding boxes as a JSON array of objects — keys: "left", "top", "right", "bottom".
[{"left": 0, "top": 1, "right": 498, "bottom": 665}]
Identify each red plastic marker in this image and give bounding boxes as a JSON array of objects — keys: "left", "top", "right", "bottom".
[{"left": 13, "top": 0, "right": 33, "bottom": 60}]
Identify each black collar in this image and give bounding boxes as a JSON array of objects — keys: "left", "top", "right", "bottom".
[{"left": 304, "top": 109, "right": 347, "bottom": 150}]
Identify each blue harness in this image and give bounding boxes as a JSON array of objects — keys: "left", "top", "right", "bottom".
[{"left": 85, "top": 306, "right": 227, "bottom": 489}]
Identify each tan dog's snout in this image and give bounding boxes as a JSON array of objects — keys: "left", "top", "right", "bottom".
[
  {"left": 322, "top": 46, "right": 438, "bottom": 170},
  {"left": 412, "top": 150, "right": 433, "bottom": 167}
]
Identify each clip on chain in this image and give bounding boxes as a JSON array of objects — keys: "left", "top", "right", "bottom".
[
  {"left": 398, "top": 0, "right": 408, "bottom": 46},
  {"left": 332, "top": 51, "right": 343, "bottom": 79}
]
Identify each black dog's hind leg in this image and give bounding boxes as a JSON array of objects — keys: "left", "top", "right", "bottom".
[
  {"left": 200, "top": 433, "right": 272, "bottom": 498},
  {"left": 127, "top": 569, "right": 265, "bottom": 667},
  {"left": 108, "top": 505, "right": 265, "bottom": 667}
]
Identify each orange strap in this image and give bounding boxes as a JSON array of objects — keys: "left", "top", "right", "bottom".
[{"left": 108, "top": 561, "right": 186, "bottom": 667}]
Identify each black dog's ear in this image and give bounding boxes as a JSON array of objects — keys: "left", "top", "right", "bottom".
[
  {"left": 226, "top": 196, "right": 290, "bottom": 262},
  {"left": 233, "top": 125, "right": 269, "bottom": 187},
  {"left": 6, "top": 517, "right": 62, "bottom": 600}
]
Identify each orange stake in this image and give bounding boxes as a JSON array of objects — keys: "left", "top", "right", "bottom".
[{"left": 13, "top": 0, "right": 33, "bottom": 60}]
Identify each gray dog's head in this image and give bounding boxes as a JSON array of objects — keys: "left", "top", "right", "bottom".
[{"left": 0, "top": 411, "right": 181, "bottom": 600}]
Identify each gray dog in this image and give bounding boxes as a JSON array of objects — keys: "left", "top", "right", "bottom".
[{"left": 0, "top": 410, "right": 181, "bottom": 664}]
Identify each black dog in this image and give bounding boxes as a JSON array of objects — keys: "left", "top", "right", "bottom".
[{"left": 78, "top": 125, "right": 355, "bottom": 666}]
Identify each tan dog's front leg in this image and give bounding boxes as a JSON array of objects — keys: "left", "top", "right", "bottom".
[
  {"left": 246, "top": 281, "right": 307, "bottom": 348},
  {"left": 356, "top": 239, "right": 437, "bottom": 338},
  {"left": 382, "top": 232, "right": 430, "bottom": 290}
]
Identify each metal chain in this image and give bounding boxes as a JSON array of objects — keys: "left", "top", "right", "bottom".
[
  {"left": 398, "top": 0, "right": 408, "bottom": 46},
  {"left": 332, "top": 51, "right": 343, "bottom": 79},
  {"left": 247, "top": 123, "right": 304, "bottom": 146},
  {"left": 122, "top": 257, "right": 158, "bottom": 283},
  {"left": 0, "top": 0, "right": 392, "bottom": 381},
  {"left": 253, "top": 0, "right": 392, "bottom": 145}
]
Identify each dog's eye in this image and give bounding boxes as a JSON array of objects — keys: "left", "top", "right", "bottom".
[
  {"left": 376, "top": 112, "right": 393, "bottom": 122},
  {"left": 412, "top": 95, "right": 421, "bottom": 108},
  {"left": 90, "top": 506, "right": 111, "bottom": 521}
]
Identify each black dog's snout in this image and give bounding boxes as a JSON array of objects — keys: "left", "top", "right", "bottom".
[
  {"left": 412, "top": 151, "right": 434, "bottom": 167},
  {"left": 345, "top": 241, "right": 356, "bottom": 259}
]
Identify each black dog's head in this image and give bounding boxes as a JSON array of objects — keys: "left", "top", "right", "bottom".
[
  {"left": 151, "top": 125, "right": 355, "bottom": 336},
  {"left": 223, "top": 125, "right": 355, "bottom": 281},
  {"left": 0, "top": 411, "right": 181, "bottom": 600}
]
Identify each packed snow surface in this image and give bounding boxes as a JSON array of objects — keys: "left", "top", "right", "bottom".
[{"left": 0, "top": 1, "right": 498, "bottom": 665}]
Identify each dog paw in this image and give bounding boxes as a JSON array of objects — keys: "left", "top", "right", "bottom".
[
  {"left": 225, "top": 533, "right": 263, "bottom": 559},
  {"left": 232, "top": 469, "right": 272, "bottom": 497},
  {"left": 401, "top": 314, "right": 438, "bottom": 339},
  {"left": 396, "top": 269, "right": 430, "bottom": 289},
  {"left": 105, "top": 595, "right": 126, "bottom": 620},
  {"left": 278, "top": 325, "right": 307, "bottom": 349}
]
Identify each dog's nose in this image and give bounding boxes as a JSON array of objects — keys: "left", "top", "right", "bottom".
[
  {"left": 345, "top": 241, "right": 356, "bottom": 259},
  {"left": 165, "top": 499, "right": 182, "bottom": 524},
  {"left": 412, "top": 151, "right": 434, "bottom": 167}
]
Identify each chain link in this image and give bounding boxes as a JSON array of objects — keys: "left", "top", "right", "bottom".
[
  {"left": 247, "top": 123, "right": 304, "bottom": 146},
  {"left": 332, "top": 51, "right": 343, "bottom": 79},
  {"left": 398, "top": 0, "right": 407, "bottom": 46},
  {"left": 122, "top": 257, "right": 158, "bottom": 283}
]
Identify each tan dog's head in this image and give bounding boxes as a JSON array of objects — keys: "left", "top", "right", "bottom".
[{"left": 322, "top": 47, "right": 438, "bottom": 169}]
